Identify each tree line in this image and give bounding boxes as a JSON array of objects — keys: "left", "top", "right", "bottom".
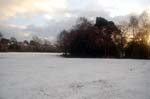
[
  {"left": 0, "top": 35, "right": 58, "bottom": 52},
  {"left": 57, "top": 11, "right": 150, "bottom": 59}
]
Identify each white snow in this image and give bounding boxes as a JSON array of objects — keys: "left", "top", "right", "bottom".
[{"left": 0, "top": 53, "right": 150, "bottom": 99}]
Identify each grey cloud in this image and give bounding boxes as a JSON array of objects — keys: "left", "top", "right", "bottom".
[{"left": 1, "top": 0, "right": 149, "bottom": 42}]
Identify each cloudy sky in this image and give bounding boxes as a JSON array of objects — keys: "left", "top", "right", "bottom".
[{"left": 0, "top": 0, "right": 150, "bottom": 41}]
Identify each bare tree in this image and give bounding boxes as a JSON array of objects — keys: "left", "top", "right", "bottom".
[
  {"left": 129, "top": 16, "right": 139, "bottom": 38},
  {"left": 117, "top": 21, "right": 129, "bottom": 57},
  {"left": 0, "top": 32, "right": 3, "bottom": 39}
]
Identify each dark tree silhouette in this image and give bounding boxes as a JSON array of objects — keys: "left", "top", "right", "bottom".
[
  {"left": 58, "top": 17, "right": 121, "bottom": 57},
  {"left": 95, "top": 17, "right": 121, "bottom": 57},
  {"left": 57, "top": 30, "right": 70, "bottom": 55}
]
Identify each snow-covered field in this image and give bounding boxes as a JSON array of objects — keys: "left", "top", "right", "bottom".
[{"left": 0, "top": 53, "right": 150, "bottom": 99}]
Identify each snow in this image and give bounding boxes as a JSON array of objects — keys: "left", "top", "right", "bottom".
[{"left": 0, "top": 53, "right": 150, "bottom": 99}]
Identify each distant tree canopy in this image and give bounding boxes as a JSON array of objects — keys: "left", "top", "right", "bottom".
[
  {"left": 0, "top": 33, "right": 58, "bottom": 52},
  {"left": 57, "top": 17, "right": 121, "bottom": 57},
  {"left": 9, "top": 37, "right": 19, "bottom": 51}
]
